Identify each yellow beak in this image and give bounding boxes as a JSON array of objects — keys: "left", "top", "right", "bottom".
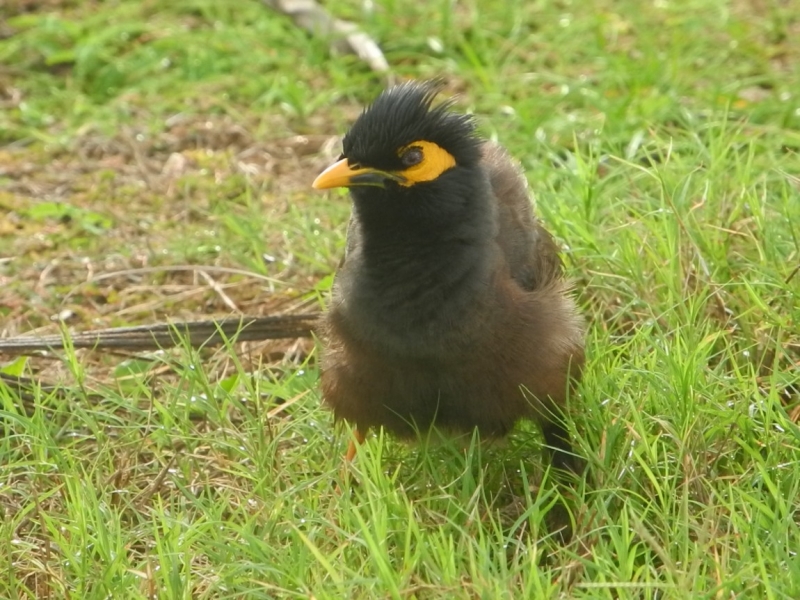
[{"left": 312, "top": 158, "right": 405, "bottom": 190}]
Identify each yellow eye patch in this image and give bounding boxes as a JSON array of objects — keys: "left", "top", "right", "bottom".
[{"left": 397, "top": 140, "right": 456, "bottom": 186}]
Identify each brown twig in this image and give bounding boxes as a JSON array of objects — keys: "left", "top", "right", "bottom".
[{"left": 0, "top": 313, "right": 321, "bottom": 354}]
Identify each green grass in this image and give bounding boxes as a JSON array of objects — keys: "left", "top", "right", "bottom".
[{"left": 1, "top": 0, "right": 799, "bottom": 597}]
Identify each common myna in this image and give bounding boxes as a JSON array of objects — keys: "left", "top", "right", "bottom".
[{"left": 313, "top": 82, "right": 585, "bottom": 471}]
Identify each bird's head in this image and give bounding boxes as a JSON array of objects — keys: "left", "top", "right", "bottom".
[{"left": 312, "top": 82, "right": 483, "bottom": 196}]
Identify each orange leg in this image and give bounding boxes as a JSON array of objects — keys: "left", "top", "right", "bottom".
[{"left": 345, "top": 428, "right": 366, "bottom": 461}]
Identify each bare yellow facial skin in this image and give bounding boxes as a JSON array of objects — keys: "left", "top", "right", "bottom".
[
  {"left": 396, "top": 141, "right": 456, "bottom": 186},
  {"left": 312, "top": 140, "right": 456, "bottom": 190}
]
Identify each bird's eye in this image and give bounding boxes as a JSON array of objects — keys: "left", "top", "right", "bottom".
[{"left": 400, "top": 147, "right": 423, "bottom": 168}]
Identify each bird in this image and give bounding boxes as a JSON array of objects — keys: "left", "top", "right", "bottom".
[{"left": 312, "top": 81, "right": 585, "bottom": 471}]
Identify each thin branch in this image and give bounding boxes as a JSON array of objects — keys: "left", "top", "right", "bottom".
[
  {"left": 0, "top": 313, "right": 321, "bottom": 354},
  {"left": 263, "top": 0, "right": 389, "bottom": 73}
]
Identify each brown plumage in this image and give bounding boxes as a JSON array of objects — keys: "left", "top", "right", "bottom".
[{"left": 313, "top": 82, "right": 585, "bottom": 470}]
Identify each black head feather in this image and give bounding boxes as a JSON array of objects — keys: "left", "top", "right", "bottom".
[{"left": 342, "top": 81, "right": 482, "bottom": 172}]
